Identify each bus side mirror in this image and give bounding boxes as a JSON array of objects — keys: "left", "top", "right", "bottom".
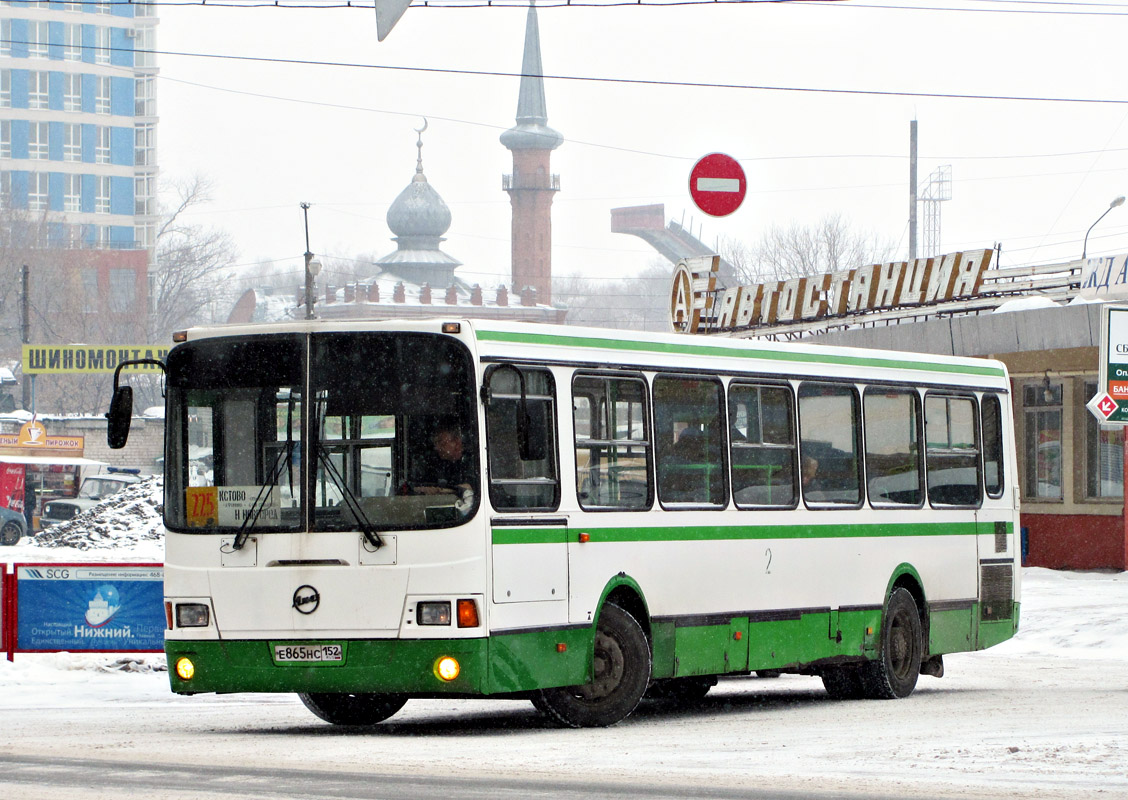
[{"left": 106, "top": 386, "right": 133, "bottom": 449}]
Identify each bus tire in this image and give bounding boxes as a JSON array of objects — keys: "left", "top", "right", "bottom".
[
  {"left": 536, "top": 603, "right": 651, "bottom": 728},
  {"left": 298, "top": 692, "right": 407, "bottom": 726},
  {"left": 860, "top": 587, "right": 922, "bottom": 699},
  {"left": 820, "top": 666, "right": 865, "bottom": 700}
]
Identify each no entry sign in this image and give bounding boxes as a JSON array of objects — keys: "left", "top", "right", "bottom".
[{"left": 689, "top": 153, "right": 747, "bottom": 217}]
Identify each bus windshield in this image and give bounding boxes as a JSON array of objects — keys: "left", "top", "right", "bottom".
[{"left": 164, "top": 331, "right": 479, "bottom": 533}]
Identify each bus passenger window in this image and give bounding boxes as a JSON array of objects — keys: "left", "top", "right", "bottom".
[
  {"left": 654, "top": 376, "right": 725, "bottom": 507},
  {"left": 798, "top": 383, "right": 862, "bottom": 506},
  {"left": 925, "top": 395, "right": 981, "bottom": 507},
  {"left": 573, "top": 376, "right": 651, "bottom": 510},
  {"left": 864, "top": 389, "right": 922, "bottom": 507},
  {"left": 728, "top": 384, "right": 796, "bottom": 508},
  {"left": 982, "top": 394, "right": 1005, "bottom": 498},
  {"left": 485, "top": 367, "right": 560, "bottom": 511}
]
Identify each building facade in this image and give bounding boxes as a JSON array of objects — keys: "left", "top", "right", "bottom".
[{"left": 0, "top": 0, "right": 158, "bottom": 249}]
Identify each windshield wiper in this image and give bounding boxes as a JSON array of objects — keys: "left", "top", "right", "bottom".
[
  {"left": 316, "top": 446, "right": 385, "bottom": 550},
  {"left": 231, "top": 444, "right": 290, "bottom": 551},
  {"left": 232, "top": 391, "right": 298, "bottom": 552}
]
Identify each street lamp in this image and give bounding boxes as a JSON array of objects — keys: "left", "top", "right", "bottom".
[
  {"left": 301, "top": 202, "right": 321, "bottom": 320},
  {"left": 1082, "top": 195, "right": 1126, "bottom": 260}
]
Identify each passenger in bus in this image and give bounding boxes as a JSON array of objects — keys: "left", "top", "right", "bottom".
[
  {"left": 412, "top": 421, "right": 472, "bottom": 498},
  {"left": 801, "top": 455, "right": 820, "bottom": 497}
]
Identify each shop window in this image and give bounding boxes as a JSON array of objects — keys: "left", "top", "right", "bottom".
[
  {"left": 1084, "top": 381, "right": 1124, "bottom": 500},
  {"left": 1023, "top": 381, "right": 1062, "bottom": 501}
]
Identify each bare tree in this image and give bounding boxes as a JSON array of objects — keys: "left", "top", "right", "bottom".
[
  {"left": 555, "top": 262, "right": 672, "bottom": 333},
  {"left": 722, "top": 214, "right": 897, "bottom": 285},
  {"left": 147, "top": 175, "right": 238, "bottom": 341}
]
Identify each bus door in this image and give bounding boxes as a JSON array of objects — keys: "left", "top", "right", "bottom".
[
  {"left": 975, "top": 393, "right": 1016, "bottom": 644},
  {"left": 483, "top": 365, "right": 568, "bottom": 614}
]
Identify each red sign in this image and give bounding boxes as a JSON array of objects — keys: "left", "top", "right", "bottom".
[{"left": 689, "top": 153, "right": 747, "bottom": 217}]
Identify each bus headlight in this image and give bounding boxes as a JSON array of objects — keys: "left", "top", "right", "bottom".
[
  {"left": 434, "top": 656, "right": 460, "bottom": 682},
  {"left": 175, "top": 657, "right": 195, "bottom": 681},
  {"left": 175, "top": 603, "right": 210, "bottom": 628},
  {"left": 417, "top": 601, "right": 451, "bottom": 626}
]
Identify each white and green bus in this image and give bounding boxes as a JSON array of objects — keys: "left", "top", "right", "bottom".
[{"left": 107, "top": 318, "right": 1020, "bottom": 728}]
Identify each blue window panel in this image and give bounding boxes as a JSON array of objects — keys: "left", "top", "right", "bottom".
[
  {"left": 47, "top": 222, "right": 68, "bottom": 245},
  {"left": 80, "top": 122, "right": 94, "bottom": 162},
  {"left": 110, "top": 27, "right": 132, "bottom": 68},
  {"left": 48, "top": 172, "right": 64, "bottom": 212},
  {"left": 48, "top": 70, "right": 63, "bottom": 111},
  {"left": 110, "top": 125, "right": 131, "bottom": 165},
  {"left": 110, "top": 76, "right": 132, "bottom": 116},
  {"left": 112, "top": 2, "right": 136, "bottom": 19},
  {"left": 110, "top": 175, "right": 132, "bottom": 215},
  {"left": 81, "top": 172, "right": 94, "bottom": 213},
  {"left": 110, "top": 226, "right": 136, "bottom": 247},
  {"left": 48, "top": 21, "right": 64, "bottom": 60},
  {"left": 48, "top": 120, "right": 62, "bottom": 160},
  {"left": 10, "top": 20, "right": 28, "bottom": 59},
  {"left": 11, "top": 120, "right": 29, "bottom": 160},
  {"left": 82, "top": 23, "right": 97, "bottom": 64},
  {"left": 11, "top": 69, "right": 28, "bottom": 108},
  {"left": 80, "top": 73, "right": 95, "bottom": 113},
  {"left": 11, "top": 171, "right": 28, "bottom": 208}
]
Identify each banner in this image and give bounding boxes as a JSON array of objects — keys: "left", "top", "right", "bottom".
[
  {"left": 14, "top": 563, "right": 165, "bottom": 653},
  {"left": 22, "top": 346, "right": 169, "bottom": 375}
]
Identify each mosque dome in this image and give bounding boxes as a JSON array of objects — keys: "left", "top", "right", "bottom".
[{"left": 386, "top": 172, "right": 452, "bottom": 238}]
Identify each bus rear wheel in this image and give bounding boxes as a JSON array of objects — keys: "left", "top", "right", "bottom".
[
  {"left": 298, "top": 692, "right": 407, "bottom": 726},
  {"left": 536, "top": 603, "right": 651, "bottom": 728},
  {"left": 861, "top": 587, "right": 922, "bottom": 699}
]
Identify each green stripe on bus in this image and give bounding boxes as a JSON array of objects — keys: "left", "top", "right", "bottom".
[
  {"left": 474, "top": 329, "right": 1006, "bottom": 378},
  {"left": 491, "top": 521, "right": 1008, "bottom": 545}
]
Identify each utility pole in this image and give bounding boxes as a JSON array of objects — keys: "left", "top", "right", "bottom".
[
  {"left": 301, "top": 202, "right": 318, "bottom": 321},
  {"left": 909, "top": 120, "right": 918, "bottom": 261},
  {"left": 20, "top": 264, "right": 31, "bottom": 411}
]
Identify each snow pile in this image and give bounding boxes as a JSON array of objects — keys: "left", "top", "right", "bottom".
[{"left": 33, "top": 476, "right": 163, "bottom": 550}]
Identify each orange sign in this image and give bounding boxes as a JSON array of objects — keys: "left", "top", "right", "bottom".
[
  {"left": 17, "top": 421, "right": 47, "bottom": 447},
  {"left": 185, "top": 487, "right": 219, "bottom": 528},
  {"left": 1109, "top": 381, "right": 1128, "bottom": 399}
]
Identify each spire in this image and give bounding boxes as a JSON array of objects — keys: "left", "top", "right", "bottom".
[
  {"left": 500, "top": 2, "right": 563, "bottom": 152},
  {"left": 516, "top": 0, "right": 549, "bottom": 126},
  {"left": 413, "top": 118, "right": 427, "bottom": 182}
]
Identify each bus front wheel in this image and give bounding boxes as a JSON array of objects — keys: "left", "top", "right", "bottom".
[
  {"left": 536, "top": 603, "right": 651, "bottom": 728},
  {"left": 861, "top": 587, "right": 922, "bottom": 699},
  {"left": 298, "top": 692, "right": 407, "bottom": 726}
]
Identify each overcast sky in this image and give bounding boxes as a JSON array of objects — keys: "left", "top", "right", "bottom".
[{"left": 152, "top": 0, "right": 1128, "bottom": 298}]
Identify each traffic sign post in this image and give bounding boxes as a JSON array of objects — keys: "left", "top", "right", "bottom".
[
  {"left": 1090, "top": 304, "right": 1128, "bottom": 424},
  {"left": 689, "top": 153, "right": 747, "bottom": 217}
]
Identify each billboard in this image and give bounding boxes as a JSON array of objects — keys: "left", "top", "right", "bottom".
[{"left": 13, "top": 563, "right": 164, "bottom": 653}]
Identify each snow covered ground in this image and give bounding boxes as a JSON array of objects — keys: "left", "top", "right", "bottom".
[{"left": 1, "top": 502, "right": 1126, "bottom": 798}]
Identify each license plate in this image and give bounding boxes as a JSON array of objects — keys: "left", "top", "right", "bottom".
[{"left": 272, "top": 643, "right": 344, "bottom": 664}]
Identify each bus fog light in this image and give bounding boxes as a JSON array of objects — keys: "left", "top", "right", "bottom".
[
  {"left": 176, "top": 603, "right": 210, "bottom": 628},
  {"left": 175, "top": 657, "right": 196, "bottom": 681},
  {"left": 417, "top": 601, "right": 451, "bottom": 626},
  {"left": 434, "top": 656, "right": 460, "bottom": 682}
]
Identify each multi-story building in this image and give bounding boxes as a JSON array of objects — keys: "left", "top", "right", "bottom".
[{"left": 0, "top": 0, "right": 158, "bottom": 249}]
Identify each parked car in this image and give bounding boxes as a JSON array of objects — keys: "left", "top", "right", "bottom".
[
  {"left": 0, "top": 505, "right": 26, "bottom": 546},
  {"left": 39, "top": 469, "right": 143, "bottom": 530}
]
